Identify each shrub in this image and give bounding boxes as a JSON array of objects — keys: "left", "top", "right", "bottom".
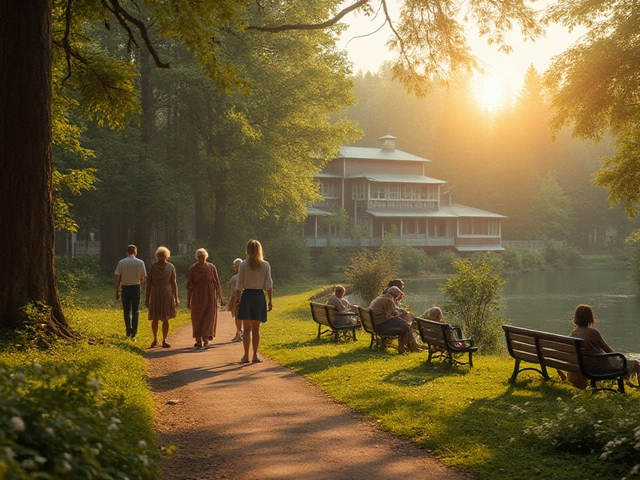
[
  {"left": 501, "top": 246, "right": 522, "bottom": 272},
  {"left": 521, "top": 249, "right": 545, "bottom": 271},
  {"left": 469, "top": 251, "right": 505, "bottom": 275},
  {"left": 440, "top": 255, "right": 506, "bottom": 353},
  {"left": 398, "top": 246, "right": 429, "bottom": 276},
  {"left": 262, "top": 232, "right": 311, "bottom": 283},
  {"left": 525, "top": 392, "right": 640, "bottom": 478},
  {"left": 344, "top": 249, "right": 397, "bottom": 305},
  {"left": 558, "top": 245, "right": 582, "bottom": 267},
  {"left": 313, "top": 244, "right": 344, "bottom": 277},
  {"left": 434, "top": 250, "right": 459, "bottom": 273},
  {"left": 0, "top": 363, "right": 159, "bottom": 479}
]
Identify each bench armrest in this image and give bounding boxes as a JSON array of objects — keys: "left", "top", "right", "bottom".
[
  {"left": 582, "top": 352, "right": 628, "bottom": 376},
  {"left": 448, "top": 326, "right": 474, "bottom": 348}
]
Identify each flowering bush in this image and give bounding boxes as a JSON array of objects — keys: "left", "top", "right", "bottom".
[
  {"left": 524, "top": 393, "right": 640, "bottom": 477},
  {"left": 0, "top": 362, "right": 158, "bottom": 479}
]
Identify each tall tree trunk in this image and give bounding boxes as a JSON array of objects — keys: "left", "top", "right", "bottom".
[
  {"left": 0, "top": 0, "right": 71, "bottom": 336},
  {"left": 134, "top": 48, "right": 154, "bottom": 263}
]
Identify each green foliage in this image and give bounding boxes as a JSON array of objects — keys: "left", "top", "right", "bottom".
[
  {"left": 434, "top": 250, "right": 459, "bottom": 274},
  {"left": 543, "top": 242, "right": 583, "bottom": 268},
  {"left": 15, "top": 302, "right": 56, "bottom": 350},
  {"left": 469, "top": 251, "right": 506, "bottom": 274},
  {"left": 525, "top": 392, "right": 640, "bottom": 477},
  {"left": 521, "top": 249, "right": 546, "bottom": 271},
  {"left": 625, "top": 232, "right": 640, "bottom": 291},
  {"left": 398, "top": 246, "right": 430, "bottom": 276},
  {"left": 440, "top": 254, "right": 506, "bottom": 353},
  {"left": 344, "top": 249, "right": 397, "bottom": 306},
  {"left": 529, "top": 173, "right": 575, "bottom": 241},
  {"left": 313, "top": 244, "right": 344, "bottom": 277},
  {"left": 56, "top": 255, "right": 99, "bottom": 308},
  {"left": 0, "top": 363, "right": 158, "bottom": 479},
  {"left": 262, "top": 231, "right": 311, "bottom": 283},
  {"left": 502, "top": 246, "right": 523, "bottom": 272}
]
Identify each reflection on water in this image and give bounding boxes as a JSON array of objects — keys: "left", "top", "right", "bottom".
[{"left": 404, "top": 269, "right": 640, "bottom": 356}]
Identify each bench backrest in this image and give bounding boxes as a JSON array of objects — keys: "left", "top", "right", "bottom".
[
  {"left": 357, "top": 307, "right": 377, "bottom": 336},
  {"left": 310, "top": 302, "right": 332, "bottom": 327},
  {"left": 502, "top": 324, "right": 584, "bottom": 374},
  {"left": 416, "top": 317, "right": 448, "bottom": 349}
]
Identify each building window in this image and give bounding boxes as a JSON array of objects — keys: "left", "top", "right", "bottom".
[
  {"left": 420, "top": 185, "right": 438, "bottom": 200},
  {"left": 403, "top": 219, "right": 416, "bottom": 235},
  {"left": 459, "top": 219, "right": 500, "bottom": 236},
  {"left": 351, "top": 182, "right": 366, "bottom": 200},
  {"left": 401, "top": 184, "right": 415, "bottom": 200},
  {"left": 428, "top": 219, "right": 448, "bottom": 237},
  {"left": 371, "top": 184, "right": 386, "bottom": 199},
  {"left": 320, "top": 181, "right": 338, "bottom": 199},
  {"left": 388, "top": 184, "right": 399, "bottom": 199}
]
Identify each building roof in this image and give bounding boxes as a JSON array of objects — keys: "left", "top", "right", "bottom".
[
  {"left": 307, "top": 207, "right": 333, "bottom": 217},
  {"left": 347, "top": 173, "right": 446, "bottom": 184},
  {"left": 438, "top": 204, "right": 507, "bottom": 218},
  {"left": 365, "top": 203, "right": 506, "bottom": 219},
  {"left": 338, "top": 146, "right": 430, "bottom": 163}
]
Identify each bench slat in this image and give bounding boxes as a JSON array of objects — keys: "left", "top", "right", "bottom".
[
  {"left": 539, "top": 347, "right": 579, "bottom": 365},
  {"left": 538, "top": 339, "right": 579, "bottom": 353},
  {"left": 544, "top": 358, "right": 582, "bottom": 374}
]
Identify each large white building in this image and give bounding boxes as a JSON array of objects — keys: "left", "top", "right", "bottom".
[{"left": 304, "top": 134, "right": 506, "bottom": 252}]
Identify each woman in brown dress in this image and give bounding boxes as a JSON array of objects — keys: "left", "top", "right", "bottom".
[
  {"left": 187, "top": 248, "right": 223, "bottom": 348},
  {"left": 145, "top": 246, "right": 179, "bottom": 348}
]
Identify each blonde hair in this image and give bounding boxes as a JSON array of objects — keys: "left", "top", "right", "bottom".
[
  {"left": 195, "top": 248, "right": 208, "bottom": 260},
  {"left": 233, "top": 258, "right": 242, "bottom": 266},
  {"left": 155, "top": 246, "right": 170, "bottom": 259},
  {"left": 246, "top": 239, "right": 264, "bottom": 270}
]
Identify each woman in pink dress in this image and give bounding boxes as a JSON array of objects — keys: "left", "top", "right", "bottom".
[{"left": 186, "top": 248, "right": 223, "bottom": 348}]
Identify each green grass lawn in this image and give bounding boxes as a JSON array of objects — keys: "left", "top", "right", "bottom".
[{"left": 260, "top": 281, "right": 640, "bottom": 480}]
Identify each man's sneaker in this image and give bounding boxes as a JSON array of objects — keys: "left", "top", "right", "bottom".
[
  {"left": 130, "top": 335, "right": 137, "bottom": 342},
  {"left": 231, "top": 334, "right": 242, "bottom": 342}
]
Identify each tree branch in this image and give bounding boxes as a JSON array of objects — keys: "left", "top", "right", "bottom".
[
  {"left": 246, "top": 0, "right": 371, "bottom": 32},
  {"left": 102, "top": 0, "right": 169, "bottom": 68}
]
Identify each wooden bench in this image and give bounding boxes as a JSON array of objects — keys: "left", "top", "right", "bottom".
[
  {"left": 309, "top": 302, "right": 359, "bottom": 341},
  {"left": 357, "top": 307, "right": 399, "bottom": 351},
  {"left": 416, "top": 317, "right": 477, "bottom": 367},
  {"left": 502, "top": 324, "right": 629, "bottom": 393}
]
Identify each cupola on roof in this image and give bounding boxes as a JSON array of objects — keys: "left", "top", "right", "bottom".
[{"left": 378, "top": 133, "right": 397, "bottom": 151}]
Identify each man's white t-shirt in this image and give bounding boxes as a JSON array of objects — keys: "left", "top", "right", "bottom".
[{"left": 115, "top": 256, "right": 146, "bottom": 286}]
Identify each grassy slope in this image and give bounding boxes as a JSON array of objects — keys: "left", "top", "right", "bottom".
[{"left": 259, "top": 281, "right": 640, "bottom": 480}]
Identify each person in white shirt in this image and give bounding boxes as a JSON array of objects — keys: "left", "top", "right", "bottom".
[
  {"left": 235, "top": 240, "right": 273, "bottom": 364},
  {"left": 327, "top": 285, "right": 359, "bottom": 327},
  {"left": 114, "top": 244, "right": 147, "bottom": 341}
]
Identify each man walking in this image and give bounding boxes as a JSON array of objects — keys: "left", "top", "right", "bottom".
[{"left": 115, "top": 244, "right": 147, "bottom": 341}]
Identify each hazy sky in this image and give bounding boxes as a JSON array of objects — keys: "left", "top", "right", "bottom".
[{"left": 338, "top": 1, "right": 583, "bottom": 108}]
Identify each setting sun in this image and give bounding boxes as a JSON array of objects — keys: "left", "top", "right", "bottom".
[{"left": 473, "top": 76, "right": 508, "bottom": 112}]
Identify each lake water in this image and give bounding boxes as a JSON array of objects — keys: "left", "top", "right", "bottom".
[{"left": 403, "top": 269, "right": 640, "bottom": 356}]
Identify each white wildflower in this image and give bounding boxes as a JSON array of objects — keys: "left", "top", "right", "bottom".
[
  {"left": 32, "top": 362, "right": 42, "bottom": 374},
  {"left": 10, "top": 416, "right": 25, "bottom": 432},
  {"left": 89, "top": 448, "right": 100, "bottom": 456},
  {"left": 508, "top": 437, "right": 516, "bottom": 444},
  {"left": 63, "top": 453, "right": 72, "bottom": 461},
  {"left": 630, "top": 464, "right": 639, "bottom": 475},
  {"left": 600, "top": 452, "right": 610, "bottom": 460},
  {"left": 110, "top": 417, "right": 121, "bottom": 424},
  {"left": 138, "top": 440, "right": 147, "bottom": 448},
  {"left": 107, "top": 423, "right": 119, "bottom": 432},
  {"left": 21, "top": 459, "right": 36, "bottom": 469},
  {"left": 62, "top": 461, "right": 72, "bottom": 472},
  {"left": 34, "top": 455, "right": 46, "bottom": 464},
  {"left": 45, "top": 427, "right": 54, "bottom": 436},
  {"left": 4, "top": 447, "right": 15, "bottom": 460}
]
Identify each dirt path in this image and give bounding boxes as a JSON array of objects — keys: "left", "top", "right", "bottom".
[{"left": 146, "top": 311, "right": 472, "bottom": 480}]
